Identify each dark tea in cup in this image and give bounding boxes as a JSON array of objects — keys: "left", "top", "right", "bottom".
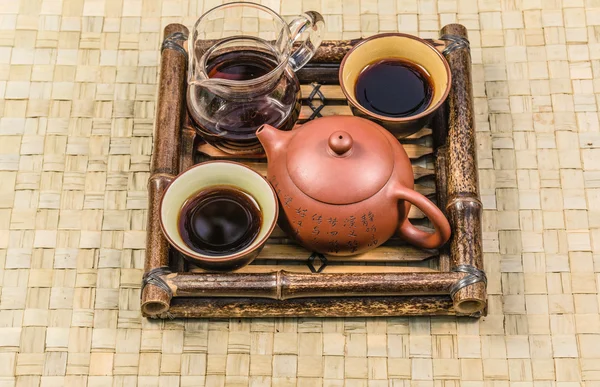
[
  {"left": 355, "top": 59, "right": 433, "bottom": 118},
  {"left": 339, "top": 33, "right": 451, "bottom": 137},
  {"left": 178, "top": 186, "right": 262, "bottom": 256},
  {"left": 160, "top": 161, "right": 278, "bottom": 271}
]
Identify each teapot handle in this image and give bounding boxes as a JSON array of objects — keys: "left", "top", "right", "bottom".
[
  {"left": 288, "top": 11, "right": 325, "bottom": 72},
  {"left": 394, "top": 185, "right": 451, "bottom": 249}
]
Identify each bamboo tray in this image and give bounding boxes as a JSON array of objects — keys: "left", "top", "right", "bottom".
[{"left": 141, "top": 23, "right": 487, "bottom": 318}]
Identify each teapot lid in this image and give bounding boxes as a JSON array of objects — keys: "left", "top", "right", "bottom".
[{"left": 286, "top": 116, "right": 394, "bottom": 205}]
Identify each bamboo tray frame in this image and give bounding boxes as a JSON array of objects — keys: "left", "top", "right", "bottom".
[{"left": 141, "top": 23, "right": 487, "bottom": 319}]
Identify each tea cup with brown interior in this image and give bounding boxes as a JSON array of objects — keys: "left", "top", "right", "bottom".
[
  {"left": 160, "top": 161, "right": 278, "bottom": 271},
  {"left": 339, "top": 33, "right": 451, "bottom": 137}
]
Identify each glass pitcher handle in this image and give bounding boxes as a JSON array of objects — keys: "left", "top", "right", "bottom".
[{"left": 288, "top": 11, "right": 325, "bottom": 72}]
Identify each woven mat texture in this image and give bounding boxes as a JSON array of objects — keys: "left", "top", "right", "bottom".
[{"left": 1, "top": 0, "right": 600, "bottom": 385}]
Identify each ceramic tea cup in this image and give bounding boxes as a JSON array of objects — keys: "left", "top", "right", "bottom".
[
  {"left": 339, "top": 33, "right": 451, "bottom": 137},
  {"left": 160, "top": 161, "right": 278, "bottom": 271}
]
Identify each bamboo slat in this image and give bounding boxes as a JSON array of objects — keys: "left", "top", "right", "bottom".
[
  {"left": 189, "top": 265, "right": 438, "bottom": 274},
  {"left": 168, "top": 296, "right": 458, "bottom": 318},
  {"left": 196, "top": 140, "right": 432, "bottom": 160},
  {"left": 253, "top": 244, "right": 438, "bottom": 262}
]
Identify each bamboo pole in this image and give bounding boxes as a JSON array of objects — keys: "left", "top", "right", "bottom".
[
  {"left": 162, "top": 271, "right": 463, "bottom": 299},
  {"left": 141, "top": 23, "right": 188, "bottom": 317},
  {"left": 440, "top": 24, "right": 487, "bottom": 314}
]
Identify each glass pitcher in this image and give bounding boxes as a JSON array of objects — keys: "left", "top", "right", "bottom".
[{"left": 187, "top": 2, "right": 325, "bottom": 153}]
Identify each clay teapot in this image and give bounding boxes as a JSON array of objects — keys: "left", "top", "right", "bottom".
[{"left": 256, "top": 116, "right": 451, "bottom": 256}]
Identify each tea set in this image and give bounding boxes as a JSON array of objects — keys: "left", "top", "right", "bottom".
[{"left": 160, "top": 2, "right": 453, "bottom": 271}]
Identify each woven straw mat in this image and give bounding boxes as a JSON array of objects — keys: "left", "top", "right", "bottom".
[{"left": 1, "top": 0, "right": 600, "bottom": 385}]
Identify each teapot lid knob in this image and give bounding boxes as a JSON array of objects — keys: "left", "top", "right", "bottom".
[{"left": 328, "top": 131, "right": 353, "bottom": 155}]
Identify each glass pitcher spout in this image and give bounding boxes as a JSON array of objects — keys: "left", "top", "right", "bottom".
[{"left": 190, "top": 78, "right": 233, "bottom": 98}]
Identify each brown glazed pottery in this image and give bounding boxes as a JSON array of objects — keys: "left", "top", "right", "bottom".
[
  {"left": 257, "top": 116, "right": 451, "bottom": 256},
  {"left": 339, "top": 33, "right": 452, "bottom": 138}
]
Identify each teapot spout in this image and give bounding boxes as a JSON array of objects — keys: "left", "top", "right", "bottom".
[{"left": 256, "top": 124, "right": 293, "bottom": 162}]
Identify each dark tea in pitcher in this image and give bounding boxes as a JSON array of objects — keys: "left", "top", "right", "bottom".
[
  {"left": 187, "top": 49, "right": 301, "bottom": 145},
  {"left": 355, "top": 59, "right": 433, "bottom": 118},
  {"left": 207, "top": 50, "right": 276, "bottom": 81},
  {"left": 178, "top": 186, "right": 262, "bottom": 256}
]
